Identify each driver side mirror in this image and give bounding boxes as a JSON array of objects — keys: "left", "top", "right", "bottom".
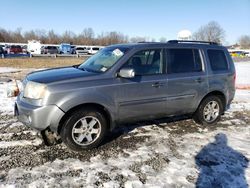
[{"left": 118, "top": 68, "right": 135, "bottom": 78}]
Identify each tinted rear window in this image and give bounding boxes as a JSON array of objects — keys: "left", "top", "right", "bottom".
[
  {"left": 166, "top": 49, "right": 202, "bottom": 74},
  {"left": 207, "top": 49, "right": 228, "bottom": 71}
]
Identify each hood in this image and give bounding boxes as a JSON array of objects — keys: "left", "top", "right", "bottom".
[{"left": 27, "top": 66, "right": 97, "bottom": 84}]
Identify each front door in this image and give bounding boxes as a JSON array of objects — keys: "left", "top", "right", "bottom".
[{"left": 116, "top": 49, "right": 168, "bottom": 122}]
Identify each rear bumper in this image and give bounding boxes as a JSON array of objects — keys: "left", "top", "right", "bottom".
[{"left": 15, "top": 96, "right": 65, "bottom": 132}]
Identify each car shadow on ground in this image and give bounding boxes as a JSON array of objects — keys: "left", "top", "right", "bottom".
[
  {"left": 195, "top": 133, "right": 249, "bottom": 188},
  {"left": 102, "top": 115, "right": 191, "bottom": 145}
]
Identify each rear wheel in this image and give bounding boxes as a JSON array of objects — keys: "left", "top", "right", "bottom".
[
  {"left": 60, "top": 108, "right": 107, "bottom": 151},
  {"left": 193, "top": 96, "right": 223, "bottom": 125}
]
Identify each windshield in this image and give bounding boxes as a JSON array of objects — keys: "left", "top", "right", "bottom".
[{"left": 79, "top": 47, "right": 129, "bottom": 73}]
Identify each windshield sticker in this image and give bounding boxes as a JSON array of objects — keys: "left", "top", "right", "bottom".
[
  {"left": 112, "top": 49, "right": 124, "bottom": 56},
  {"left": 101, "top": 67, "right": 108, "bottom": 72}
]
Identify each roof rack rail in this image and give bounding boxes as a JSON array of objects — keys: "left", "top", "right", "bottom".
[
  {"left": 137, "top": 41, "right": 159, "bottom": 43},
  {"left": 167, "top": 40, "right": 218, "bottom": 45}
]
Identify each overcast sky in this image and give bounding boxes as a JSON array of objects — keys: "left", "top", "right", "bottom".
[{"left": 1, "top": 0, "right": 249, "bottom": 44}]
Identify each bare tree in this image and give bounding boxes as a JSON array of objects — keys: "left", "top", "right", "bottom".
[
  {"left": 130, "top": 36, "right": 147, "bottom": 43},
  {"left": 0, "top": 28, "right": 10, "bottom": 42},
  {"left": 10, "top": 28, "right": 25, "bottom": 43},
  {"left": 159, "top": 37, "right": 167, "bottom": 42},
  {"left": 24, "top": 30, "right": 39, "bottom": 41},
  {"left": 193, "top": 21, "right": 225, "bottom": 44},
  {"left": 96, "top": 31, "right": 128, "bottom": 45},
  {"left": 238, "top": 35, "right": 250, "bottom": 48},
  {"left": 47, "top": 30, "right": 60, "bottom": 44},
  {"left": 61, "top": 30, "right": 76, "bottom": 44},
  {"left": 78, "top": 28, "right": 95, "bottom": 45},
  {"left": 35, "top": 29, "right": 47, "bottom": 43},
  {"left": 0, "top": 27, "right": 144, "bottom": 45}
]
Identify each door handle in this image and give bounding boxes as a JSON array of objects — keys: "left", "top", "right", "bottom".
[{"left": 152, "top": 82, "right": 165, "bottom": 88}]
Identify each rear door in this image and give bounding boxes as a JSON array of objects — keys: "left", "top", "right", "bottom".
[
  {"left": 166, "top": 48, "right": 208, "bottom": 115},
  {"left": 117, "top": 49, "right": 168, "bottom": 122}
]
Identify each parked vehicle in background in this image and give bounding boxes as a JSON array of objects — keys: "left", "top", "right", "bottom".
[
  {"left": 22, "top": 45, "right": 28, "bottom": 54},
  {"left": 0, "top": 46, "right": 4, "bottom": 54},
  {"left": 0, "top": 45, "right": 5, "bottom": 52},
  {"left": 7, "top": 45, "right": 23, "bottom": 54},
  {"left": 71, "top": 45, "right": 76, "bottom": 54},
  {"left": 59, "top": 43, "right": 72, "bottom": 54},
  {"left": 27, "top": 40, "right": 42, "bottom": 54},
  {"left": 85, "top": 46, "right": 103, "bottom": 55},
  {"left": 41, "top": 46, "right": 58, "bottom": 54},
  {"left": 230, "top": 50, "right": 248, "bottom": 58},
  {"left": 75, "top": 46, "right": 87, "bottom": 54},
  {"left": 4, "top": 46, "right": 10, "bottom": 54},
  {"left": 15, "top": 40, "right": 235, "bottom": 151}
]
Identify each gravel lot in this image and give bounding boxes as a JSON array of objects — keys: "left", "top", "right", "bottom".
[{"left": 0, "top": 108, "right": 250, "bottom": 187}]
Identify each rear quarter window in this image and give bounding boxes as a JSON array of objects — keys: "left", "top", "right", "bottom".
[
  {"left": 166, "top": 48, "right": 203, "bottom": 74},
  {"left": 207, "top": 49, "right": 228, "bottom": 71}
]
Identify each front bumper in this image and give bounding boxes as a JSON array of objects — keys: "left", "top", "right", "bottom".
[{"left": 15, "top": 95, "right": 65, "bottom": 132}]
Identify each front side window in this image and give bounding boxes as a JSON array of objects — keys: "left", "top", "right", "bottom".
[
  {"left": 207, "top": 49, "right": 228, "bottom": 71},
  {"left": 166, "top": 49, "right": 202, "bottom": 74},
  {"left": 79, "top": 47, "right": 129, "bottom": 73},
  {"left": 122, "top": 49, "right": 163, "bottom": 76}
]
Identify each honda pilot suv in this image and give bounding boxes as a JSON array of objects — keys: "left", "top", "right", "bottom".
[{"left": 15, "top": 40, "right": 235, "bottom": 151}]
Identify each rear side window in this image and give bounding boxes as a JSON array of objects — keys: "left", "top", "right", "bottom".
[
  {"left": 166, "top": 49, "right": 202, "bottom": 74},
  {"left": 207, "top": 49, "right": 228, "bottom": 71}
]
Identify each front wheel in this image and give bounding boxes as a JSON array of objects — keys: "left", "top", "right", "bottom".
[
  {"left": 60, "top": 108, "right": 108, "bottom": 151},
  {"left": 193, "top": 96, "right": 223, "bottom": 125}
]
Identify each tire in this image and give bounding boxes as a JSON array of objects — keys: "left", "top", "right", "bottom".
[
  {"left": 193, "top": 96, "right": 223, "bottom": 125},
  {"left": 60, "top": 108, "right": 108, "bottom": 151}
]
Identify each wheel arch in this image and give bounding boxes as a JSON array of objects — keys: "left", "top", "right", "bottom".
[
  {"left": 198, "top": 90, "right": 226, "bottom": 111},
  {"left": 57, "top": 103, "right": 113, "bottom": 134}
]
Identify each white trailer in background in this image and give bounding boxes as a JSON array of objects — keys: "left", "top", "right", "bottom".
[{"left": 27, "top": 40, "right": 42, "bottom": 54}]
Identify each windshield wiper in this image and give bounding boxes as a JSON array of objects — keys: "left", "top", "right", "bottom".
[
  {"left": 84, "top": 67, "right": 102, "bottom": 73},
  {"left": 73, "top": 65, "right": 86, "bottom": 71},
  {"left": 74, "top": 65, "right": 102, "bottom": 73}
]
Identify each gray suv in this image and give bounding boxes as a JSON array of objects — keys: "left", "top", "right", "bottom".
[{"left": 15, "top": 40, "right": 235, "bottom": 151}]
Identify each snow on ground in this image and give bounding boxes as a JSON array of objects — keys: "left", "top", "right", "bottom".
[
  {"left": 0, "top": 62, "right": 250, "bottom": 187},
  {"left": 0, "top": 82, "right": 16, "bottom": 115},
  {"left": 1, "top": 97, "right": 250, "bottom": 187},
  {"left": 235, "top": 62, "right": 250, "bottom": 86},
  {"left": 0, "top": 67, "right": 20, "bottom": 74}
]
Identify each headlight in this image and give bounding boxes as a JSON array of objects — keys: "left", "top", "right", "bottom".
[{"left": 23, "top": 81, "right": 47, "bottom": 99}]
